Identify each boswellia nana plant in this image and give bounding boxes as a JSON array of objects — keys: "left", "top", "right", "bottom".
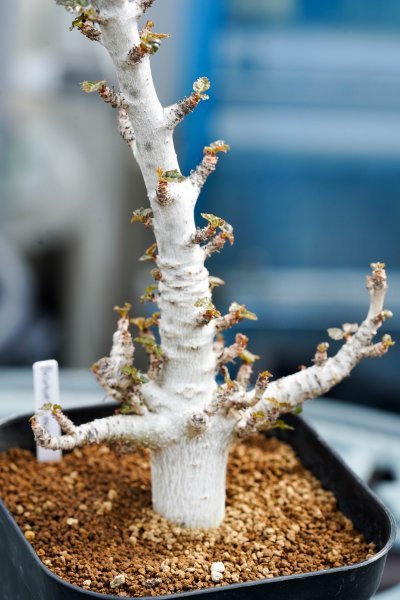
[{"left": 32, "top": 0, "right": 394, "bottom": 530}]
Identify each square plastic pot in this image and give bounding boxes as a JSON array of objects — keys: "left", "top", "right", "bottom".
[{"left": 0, "top": 405, "right": 395, "bottom": 600}]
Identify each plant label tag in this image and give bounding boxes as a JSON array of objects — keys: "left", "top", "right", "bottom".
[{"left": 33, "top": 360, "right": 62, "bottom": 463}]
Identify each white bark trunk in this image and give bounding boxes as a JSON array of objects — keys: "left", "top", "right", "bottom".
[{"left": 151, "top": 430, "right": 230, "bottom": 528}]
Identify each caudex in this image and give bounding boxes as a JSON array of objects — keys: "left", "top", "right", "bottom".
[{"left": 32, "top": 0, "right": 395, "bottom": 528}]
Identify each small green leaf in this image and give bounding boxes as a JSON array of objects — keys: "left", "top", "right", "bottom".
[
  {"left": 208, "top": 276, "right": 225, "bottom": 290},
  {"left": 139, "top": 243, "right": 157, "bottom": 262},
  {"left": 317, "top": 342, "right": 329, "bottom": 353},
  {"left": 134, "top": 335, "right": 163, "bottom": 359},
  {"left": 131, "top": 207, "right": 153, "bottom": 225},
  {"left": 80, "top": 80, "right": 106, "bottom": 93},
  {"left": 201, "top": 213, "right": 224, "bottom": 230},
  {"left": 140, "top": 284, "right": 157, "bottom": 304},
  {"left": 195, "top": 297, "right": 213, "bottom": 309},
  {"left": 193, "top": 76, "right": 211, "bottom": 96},
  {"left": 119, "top": 404, "right": 136, "bottom": 414},
  {"left": 121, "top": 366, "right": 148, "bottom": 385},
  {"left": 252, "top": 411, "right": 266, "bottom": 420},
  {"left": 140, "top": 20, "right": 170, "bottom": 55},
  {"left": 162, "top": 169, "right": 186, "bottom": 183},
  {"left": 327, "top": 327, "right": 344, "bottom": 341},
  {"left": 229, "top": 302, "right": 257, "bottom": 321},
  {"left": 239, "top": 349, "right": 260, "bottom": 364},
  {"left": 382, "top": 334, "right": 395, "bottom": 348},
  {"left": 113, "top": 302, "right": 132, "bottom": 319},
  {"left": 204, "top": 140, "right": 230, "bottom": 155}
]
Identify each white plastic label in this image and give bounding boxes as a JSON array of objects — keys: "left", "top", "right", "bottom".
[{"left": 33, "top": 360, "right": 62, "bottom": 463}]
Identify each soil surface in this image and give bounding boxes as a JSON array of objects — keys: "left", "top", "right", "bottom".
[{"left": 0, "top": 435, "right": 375, "bottom": 597}]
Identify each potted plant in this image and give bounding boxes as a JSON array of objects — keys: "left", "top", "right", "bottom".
[{"left": 0, "top": 0, "right": 396, "bottom": 598}]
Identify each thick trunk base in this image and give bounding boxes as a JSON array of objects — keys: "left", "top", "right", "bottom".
[{"left": 150, "top": 434, "right": 229, "bottom": 528}]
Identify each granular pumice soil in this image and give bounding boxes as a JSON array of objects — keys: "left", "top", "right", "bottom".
[{"left": 0, "top": 435, "right": 375, "bottom": 597}]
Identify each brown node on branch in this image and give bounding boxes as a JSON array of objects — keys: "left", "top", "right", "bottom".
[
  {"left": 220, "top": 333, "right": 248, "bottom": 366},
  {"left": 70, "top": 7, "right": 102, "bottom": 41},
  {"left": 215, "top": 302, "right": 257, "bottom": 332},
  {"left": 99, "top": 86, "right": 124, "bottom": 108},
  {"left": 130, "top": 312, "right": 160, "bottom": 335},
  {"left": 134, "top": 334, "right": 163, "bottom": 381},
  {"left": 367, "top": 262, "right": 387, "bottom": 291},
  {"left": 156, "top": 168, "right": 185, "bottom": 206},
  {"left": 140, "top": 284, "right": 158, "bottom": 304},
  {"left": 128, "top": 20, "right": 170, "bottom": 64},
  {"left": 118, "top": 109, "right": 135, "bottom": 147},
  {"left": 131, "top": 313, "right": 162, "bottom": 381},
  {"left": 191, "top": 214, "right": 234, "bottom": 259},
  {"left": 374, "top": 309, "right": 393, "bottom": 325},
  {"left": 170, "top": 77, "right": 210, "bottom": 127},
  {"left": 91, "top": 302, "right": 147, "bottom": 415},
  {"left": 195, "top": 298, "right": 221, "bottom": 326},
  {"left": 236, "top": 347, "right": 260, "bottom": 390},
  {"left": 150, "top": 267, "right": 162, "bottom": 281},
  {"left": 80, "top": 80, "right": 126, "bottom": 109},
  {"left": 254, "top": 370, "right": 273, "bottom": 401},
  {"left": 187, "top": 412, "right": 209, "bottom": 436},
  {"left": 190, "top": 140, "right": 230, "bottom": 191},
  {"left": 131, "top": 207, "right": 153, "bottom": 228},
  {"left": 139, "top": 242, "right": 157, "bottom": 262},
  {"left": 362, "top": 334, "right": 395, "bottom": 358},
  {"left": 127, "top": 45, "right": 148, "bottom": 65},
  {"left": 313, "top": 342, "right": 329, "bottom": 366}
]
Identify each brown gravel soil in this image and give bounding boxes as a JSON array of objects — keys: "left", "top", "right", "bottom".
[{"left": 0, "top": 435, "right": 375, "bottom": 597}]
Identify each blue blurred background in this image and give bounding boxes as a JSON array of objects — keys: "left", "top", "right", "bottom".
[{"left": 177, "top": 0, "right": 400, "bottom": 412}]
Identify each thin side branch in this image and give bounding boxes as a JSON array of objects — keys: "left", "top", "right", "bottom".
[
  {"left": 92, "top": 304, "right": 147, "bottom": 415},
  {"left": 236, "top": 349, "right": 260, "bottom": 390},
  {"left": 81, "top": 80, "right": 127, "bottom": 109},
  {"left": 189, "top": 213, "right": 234, "bottom": 262},
  {"left": 215, "top": 302, "right": 257, "bottom": 332},
  {"left": 219, "top": 334, "right": 248, "bottom": 365},
  {"left": 238, "top": 263, "right": 393, "bottom": 436},
  {"left": 32, "top": 409, "right": 173, "bottom": 451},
  {"left": 189, "top": 141, "right": 230, "bottom": 192},
  {"left": 164, "top": 77, "right": 210, "bottom": 130}
]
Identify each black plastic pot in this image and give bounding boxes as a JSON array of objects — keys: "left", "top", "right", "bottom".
[{"left": 0, "top": 405, "right": 395, "bottom": 600}]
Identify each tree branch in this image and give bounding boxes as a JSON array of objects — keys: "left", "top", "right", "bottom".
[
  {"left": 239, "top": 263, "right": 393, "bottom": 435},
  {"left": 189, "top": 141, "right": 230, "bottom": 192},
  {"left": 32, "top": 408, "right": 173, "bottom": 451},
  {"left": 215, "top": 302, "right": 257, "bottom": 332},
  {"left": 164, "top": 77, "right": 210, "bottom": 130},
  {"left": 92, "top": 304, "right": 148, "bottom": 415}
]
